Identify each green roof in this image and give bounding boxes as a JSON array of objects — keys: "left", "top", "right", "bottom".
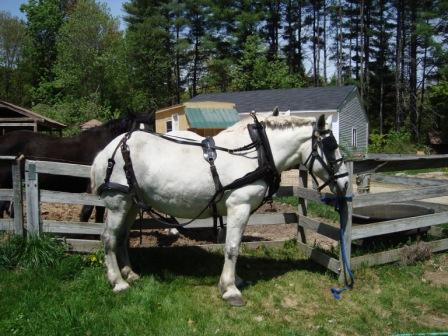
[{"left": 185, "top": 107, "right": 240, "bottom": 129}]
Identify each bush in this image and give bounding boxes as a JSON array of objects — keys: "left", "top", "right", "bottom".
[
  {"left": 369, "top": 130, "right": 428, "bottom": 154},
  {"left": 0, "top": 233, "right": 67, "bottom": 269}
]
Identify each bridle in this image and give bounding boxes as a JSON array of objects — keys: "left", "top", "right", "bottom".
[{"left": 303, "top": 127, "right": 348, "bottom": 193}]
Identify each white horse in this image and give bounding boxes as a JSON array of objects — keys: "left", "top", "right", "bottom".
[{"left": 90, "top": 113, "right": 349, "bottom": 306}]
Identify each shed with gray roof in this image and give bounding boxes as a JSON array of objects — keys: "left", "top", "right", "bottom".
[{"left": 190, "top": 86, "right": 368, "bottom": 152}]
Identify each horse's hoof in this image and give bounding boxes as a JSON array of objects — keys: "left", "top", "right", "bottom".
[
  {"left": 127, "top": 272, "right": 140, "bottom": 283},
  {"left": 113, "top": 282, "right": 130, "bottom": 292},
  {"left": 224, "top": 294, "right": 245, "bottom": 307}
]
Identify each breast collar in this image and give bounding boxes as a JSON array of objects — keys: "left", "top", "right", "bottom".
[{"left": 303, "top": 128, "right": 348, "bottom": 192}]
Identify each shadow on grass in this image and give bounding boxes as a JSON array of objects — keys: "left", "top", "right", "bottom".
[
  {"left": 129, "top": 245, "right": 327, "bottom": 286},
  {"left": 129, "top": 228, "right": 267, "bottom": 247}
]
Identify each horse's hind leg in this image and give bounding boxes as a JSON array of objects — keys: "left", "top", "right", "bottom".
[
  {"left": 219, "top": 203, "right": 251, "bottom": 307},
  {"left": 102, "top": 195, "right": 133, "bottom": 292}
]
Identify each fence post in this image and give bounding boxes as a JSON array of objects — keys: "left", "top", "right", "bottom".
[
  {"left": 338, "top": 160, "right": 353, "bottom": 283},
  {"left": 12, "top": 157, "right": 24, "bottom": 236},
  {"left": 297, "top": 165, "right": 308, "bottom": 243},
  {"left": 25, "top": 160, "right": 40, "bottom": 235}
]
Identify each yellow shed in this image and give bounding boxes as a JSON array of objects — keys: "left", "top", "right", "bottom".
[{"left": 155, "top": 101, "right": 240, "bottom": 137}]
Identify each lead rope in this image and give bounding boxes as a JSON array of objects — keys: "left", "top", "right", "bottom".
[{"left": 321, "top": 195, "right": 355, "bottom": 299}]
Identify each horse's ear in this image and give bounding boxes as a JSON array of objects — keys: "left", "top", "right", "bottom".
[
  {"left": 272, "top": 106, "right": 279, "bottom": 116},
  {"left": 317, "top": 114, "right": 326, "bottom": 130},
  {"left": 326, "top": 115, "right": 333, "bottom": 130}
]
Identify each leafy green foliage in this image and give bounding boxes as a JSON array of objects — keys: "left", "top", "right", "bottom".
[
  {"left": 0, "top": 11, "right": 28, "bottom": 105},
  {"left": 368, "top": 130, "right": 429, "bottom": 154},
  {"left": 33, "top": 94, "right": 117, "bottom": 135},
  {"left": 231, "top": 35, "right": 304, "bottom": 91}
]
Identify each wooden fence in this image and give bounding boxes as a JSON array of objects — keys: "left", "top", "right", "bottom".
[
  {"left": 1, "top": 155, "right": 448, "bottom": 280},
  {"left": 294, "top": 154, "right": 448, "bottom": 278},
  {"left": 0, "top": 156, "right": 24, "bottom": 236}
]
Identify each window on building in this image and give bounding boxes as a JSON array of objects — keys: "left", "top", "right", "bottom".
[
  {"left": 352, "top": 128, "right": 357, "bottom": 148},
  {"left": 172, "top": 114, "right": 179, "bottom": 131},
  {"left": 166, "top": 120, "right": 172, "bottom": 133}
]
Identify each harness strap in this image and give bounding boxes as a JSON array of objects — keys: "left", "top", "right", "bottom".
[
  {"left": 157, "top": 132, "right": 260, "bottom": 154},
  {"left": 202, "top": 136, "right": 224, "bottom": 235}
]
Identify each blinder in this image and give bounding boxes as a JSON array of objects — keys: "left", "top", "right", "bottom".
[
  {"left": 304, "top": 128, "right": 347, "bottom": 192},
  {"left": 321, "top": 131, "right": 339, "bottom": 158}
]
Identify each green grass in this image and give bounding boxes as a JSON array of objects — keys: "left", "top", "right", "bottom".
[
  {"left": 275, "top": 196, "right": 339, "bottom": 222},
  {"left": 1, "top": 237, "right": 447, "bottom": 336}
]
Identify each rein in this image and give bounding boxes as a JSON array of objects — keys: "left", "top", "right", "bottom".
[{"left": 303, "top": 127, "right": 354, "bottom": 298}]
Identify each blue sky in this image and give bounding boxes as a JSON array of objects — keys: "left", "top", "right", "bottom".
[{"left": 0, "top": 0, "right": 127, "bottom": 29}]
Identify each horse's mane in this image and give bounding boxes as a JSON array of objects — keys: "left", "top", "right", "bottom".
[{"left": 223, "top": 115, "right": 314, "bottom": 134}]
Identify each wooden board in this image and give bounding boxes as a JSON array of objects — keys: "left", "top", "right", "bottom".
[
  {"left": 371, "top": 174, "right": 447, "bottom": 187},
  {"left": 353, "top": 185, "right": 448, "bottom": 208},
  {"left": 351, "top": 238, "right": 448, "bottom": 269},
  {"left": 40, "top": 212, "right": 298, "bottom": 236},
  {"left": 25, "top": 161, "right": 40, "bottom": 234},
  {"left": 65, "top": 238, "right": 102, "bottom": 253},
  {"left": 0, "top": 189, "right": 13, "bottom": 201},
  {"left": 64, "top": 238, "right": 290, "bottom": 253},
  {"left": 298, "top": 216, "right": 339, "bottom": 240},
  {"left": 0, "top": 218, "right": 13, "bottom": 231},
  {"left": 135, "top": 212, "right": 298, "bottom": 230},
  {"left": 351, "top": 211, "right": 448, "bottom": 240},
  {"left": 40, "top": 190, "right": 104, "bottom": 206},
  {"left": 0, "top": 156, "right": 17, "bottom": 161},
  {"left": 12, "top": 161, "right": 24, "bottom": 236},
  {"left": 352, "top": 154, "right": 448, "bottom": 174},
  {"left": 296, "top": 241, "right": 340, "bottom": 274},
  {"left": 33, "top": 160, "right": 91, "bottom": 178},
  {"left": 43, "top": 220, "right": 104, "bottom": 235}
]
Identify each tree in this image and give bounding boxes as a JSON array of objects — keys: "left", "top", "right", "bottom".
[
  {"left": 282, "top": 0, "right": 306, "bottom": 76},
  {"left": 231, "top": 35, "right": 304, "bottom": 91},
  {"left": 20, "top": 0, "right": 73, "bottom": 89},
  {"left": 33, "top": 0, "right": 128, "bottom": 127},
  {"left": 124, "top": 0, "right": 176, "bottom": 111},
  {"left": 0, "top": 11, "right": 27, "bottom": 104}
]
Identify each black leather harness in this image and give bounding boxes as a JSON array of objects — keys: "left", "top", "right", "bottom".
[
  {"left": 97, "top": 113, "right": 281, "bottom": 232},
  {"left": 303, "top": 128, "right": 348, "bottom": 192}
]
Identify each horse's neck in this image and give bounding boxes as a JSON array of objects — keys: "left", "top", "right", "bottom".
[{"left": 266, "top": 125, "right": 313, "bottom": 172}]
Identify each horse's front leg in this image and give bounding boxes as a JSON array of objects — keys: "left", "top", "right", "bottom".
[
  {"left": 117, "top": 205, "right": 140, "bottom": 283},
  {"left": 219, "top": 202, "right": 251, "bottom": 307},
  {"left": 102, "top": 195, "right": 133, "bottom": 292}
]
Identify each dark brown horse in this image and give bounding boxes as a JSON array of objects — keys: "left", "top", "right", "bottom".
[{"left": 0, "top": 114, "right": 149, "bottom": 221}]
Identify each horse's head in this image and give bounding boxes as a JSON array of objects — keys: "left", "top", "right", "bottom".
[{"left": 302, "top": 114, "right": 349, "bottom": 195}]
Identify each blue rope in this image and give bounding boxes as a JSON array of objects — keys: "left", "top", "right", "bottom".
[{"left": 320, "top": 195, "right": 355, "bottom": 300}]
